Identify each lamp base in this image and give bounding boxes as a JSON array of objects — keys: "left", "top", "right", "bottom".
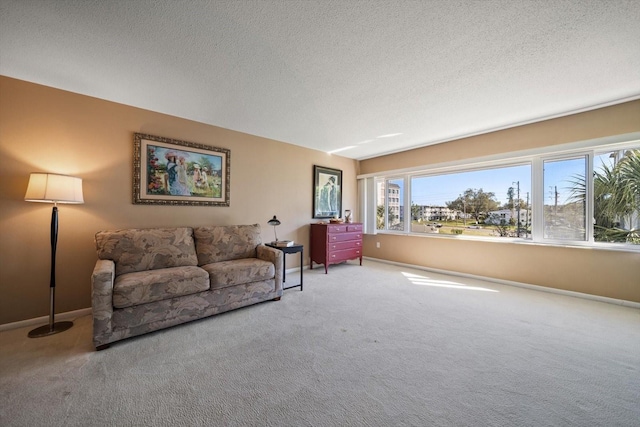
[{"left": 28, "top": 321, "right": 73, "bottom": 338}]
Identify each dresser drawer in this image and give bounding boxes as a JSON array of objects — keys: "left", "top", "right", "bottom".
[
  {"left": 328, "top": 247, "right": 362, "bottom": 262},
  {"left": 327, "top": 224, "right": 348, "bottom": 233},
  {"left": 328, "top": 232, "right": 362, "bottom": 243},
  {"left": 327, "top": 224, "right": 362, "bottom": 233},
  {"left": 329, "top": 240, "right": 362, "bottom": 251}
]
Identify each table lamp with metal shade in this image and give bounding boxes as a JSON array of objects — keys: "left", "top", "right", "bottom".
[{"left": 267, "top": 215, "right": 281, "bottom": 244}]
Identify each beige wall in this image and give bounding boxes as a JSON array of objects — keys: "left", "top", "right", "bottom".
[
  {"left": 359, "top": 100, "right": 640, "bottom": 175},
  {"left": 2, "top": 77, "right": 637, "bottom": 326},
  {"left": 360, "top": 100, "right": 640, "bottom": 303},
  {"left": 0, "top": 76, "right": 359, "bottom": 325}
]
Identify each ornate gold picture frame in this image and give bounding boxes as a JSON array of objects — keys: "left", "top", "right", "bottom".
[{"left": 133, "top": 133, "right": 230, "bottom": 206}]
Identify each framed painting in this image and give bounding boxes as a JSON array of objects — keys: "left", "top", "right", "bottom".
[
  {"left": 133, "top": 133, "right": 230, "bottom": 206},
  {"left": 313, "top": 165, "right": 342, "bottom": 219}
]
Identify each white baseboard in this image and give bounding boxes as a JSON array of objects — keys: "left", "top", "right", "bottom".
[
  {"left": 0, "top": 307, "right": 93, "bottom": 332},
  {"left": 1, "top": 269, "right": 311, "bottom": 332},
  {"left": 364, "top": 256, "right": 640, "bottom": 309},
  {"left": 3, "top": 260, "right": 635, "bottom": 332},
  {"left": 285, "top": 265, "right": 309, "bottom": 275}
]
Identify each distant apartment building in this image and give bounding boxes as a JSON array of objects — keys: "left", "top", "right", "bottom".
[
  {"left": 414, "top": 205, "right": 458, "bottom": 221},
  {"left": 485, "top": 209, "right": 531, "bottom": 225},
  {"left": 377, "top": 182, "right": 401, "bottom": 227}
]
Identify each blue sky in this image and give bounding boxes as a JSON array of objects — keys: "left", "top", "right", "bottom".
[
  {"left": 153, "top": 145, "right": 222, "bottom": 170},
  {"left": 543, "top": 157, "right": 586, "bottom": 205},
  {"left": 390, "top": 152, "right": 620, "bottom": 208},
  {"left": 408, "top": 165, "right": 532, "bottom": 207}
]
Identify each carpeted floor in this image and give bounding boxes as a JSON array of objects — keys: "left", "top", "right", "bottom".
[{"left": 1, "top": 260, "right": 639, "bottom": 426}]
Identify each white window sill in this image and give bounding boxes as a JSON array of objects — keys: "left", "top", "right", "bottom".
[{"left": 370, "top": 230, "right": 640, "bottom": 253}]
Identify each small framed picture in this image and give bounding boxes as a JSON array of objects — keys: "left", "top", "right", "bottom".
[
  {"left": 133, "top": 133, "right": 230, "bottom": 206},
  {"left": 313, "top": 165, "right": 342, "bottom": 218}
]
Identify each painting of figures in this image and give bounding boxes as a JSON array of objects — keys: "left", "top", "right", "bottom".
[
  {"left": 313, "top": 165, "right": 342, "bottom": 218},
  {"left": 134, "top": 133, "right": 230, "bottom": 206}
]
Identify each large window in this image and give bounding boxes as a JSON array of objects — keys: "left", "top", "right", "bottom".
[
  {"left": 363, "top": 138, "right": 639, "bottom": 249},
  {"left": 409, "top": 165, "right": 531, "bottom": 239}
]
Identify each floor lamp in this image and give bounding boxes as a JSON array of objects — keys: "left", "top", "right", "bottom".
[{"left": 24, "top": 173, "right": 84, "bottom": 338}]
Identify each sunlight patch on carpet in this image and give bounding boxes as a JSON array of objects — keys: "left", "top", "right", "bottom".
[{"left": 401, "top": 272, "right": 499, "bottom": 292}]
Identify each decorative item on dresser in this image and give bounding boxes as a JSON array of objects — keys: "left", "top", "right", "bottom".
[{"left": 310, "top": 222, "right": 363, "bottom": 274}]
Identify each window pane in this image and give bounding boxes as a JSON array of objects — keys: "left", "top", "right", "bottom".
[
  {"left": 543, "top": 157, "right": 586, "bottom": 240},
  {"left": 376, "top": 180, "right": 385, "bottom": 230},
  {"left": 375, "top": 179, "right": 404, "bottom": 231},
  {"left": 388, "top": 178, "right": 404, "bottom": 230},
  {"left": 593, "top": 148, "right": 640, "bottom": 244},
  {"left": 410, "top": 165, "right": 531, "bottom": 238}
]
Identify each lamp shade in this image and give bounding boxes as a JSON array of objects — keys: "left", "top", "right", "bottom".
[
  {"left": 25, "top": 173, "right": 84, "bottom": 204},
  {"left": 267, "top": 215, "right": 281, "bottom": 226}
]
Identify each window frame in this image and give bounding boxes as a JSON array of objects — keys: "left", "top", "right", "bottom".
[
  {"left": 538, "top": 153, "right": 591, "bottom": 244},
  {"left": 359, "top": 133, "right": 640, "bottom": 252},
  {"left": 375, "top": 175, "right": 408, "bottom": 233}
]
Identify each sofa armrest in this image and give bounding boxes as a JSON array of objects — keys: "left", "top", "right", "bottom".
[
  {"left": 257, "top": 245, "right": 283, "bottom": 292},
  {"left": 92, "top": 259, "right": 115, "bottom": 342}
]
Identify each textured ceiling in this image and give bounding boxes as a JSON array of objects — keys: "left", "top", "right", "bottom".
[{"left": 1, "top": 0, "right": 639, "bottom": 160}]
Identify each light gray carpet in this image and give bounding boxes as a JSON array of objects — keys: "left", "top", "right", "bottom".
[{"left": 1, "top": 260, "right": 639, "bottom": 426}]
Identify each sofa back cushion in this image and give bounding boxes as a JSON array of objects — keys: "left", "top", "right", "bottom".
[
  {"left": 194, "top": 224, "right": 262, "bottom": 265},
  {"left": 95, "top": 227, "right": 199, "bottom": 276}
]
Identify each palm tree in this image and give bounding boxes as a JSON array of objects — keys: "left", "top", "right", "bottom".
[
  {"left": 570, "top": 149, "right": 640, "bottom": 243},
  {"left": 376, "top": 205, "right": 397, "bottom": 229},
  {"left": 605, "top": 149, "right": 640, "bottom": 243}
]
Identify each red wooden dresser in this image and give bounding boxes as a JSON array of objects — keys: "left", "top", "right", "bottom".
[{"left": 310, "top": 223, "right": 363, "bottom": 273}]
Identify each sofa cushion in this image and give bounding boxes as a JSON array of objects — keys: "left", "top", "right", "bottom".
[
  {"left": 201, "top": 258, "right": 275, "bottom": 290},
  {"left": 113, "top": 266, "right": 210, "bottom": 309},
  {"left": 95, "top": 227, "right": 199, "bottom": 276},
  {"left": 194, "top": 224, "right": 262, "bottom": 265}
]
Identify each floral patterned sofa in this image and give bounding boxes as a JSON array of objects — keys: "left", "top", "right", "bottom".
[{"left": 91, "top": 224, "right": 283, "bottom": 350}]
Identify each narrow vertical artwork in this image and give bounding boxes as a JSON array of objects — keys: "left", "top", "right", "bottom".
[{"left": 313, "top": 165, "right": 342, "bottom": 218}]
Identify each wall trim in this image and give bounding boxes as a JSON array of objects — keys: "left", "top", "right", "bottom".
[
  {"left": 0, "top": 308, "right": 93, "bottom": 332},
  {"left": 364, "top": 256, "right": 640, "bottom": 309},
  {"left": 2, "top": 259, "right": 635, "bottom": 331},
  {"left": 0, "top": 268, "right": 312, "bottom": 331}
]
